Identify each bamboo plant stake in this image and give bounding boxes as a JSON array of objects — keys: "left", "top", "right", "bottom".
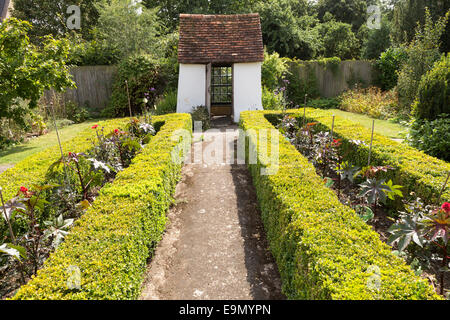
[
  {"left": 49, "top": 102, "right": 69, "bottom": 185},
  {"left": 0, "top": 187, "right": 16, "bottom": 244},
  {"left": 368, "top": 120, "right": 375, "bottom": 166}
]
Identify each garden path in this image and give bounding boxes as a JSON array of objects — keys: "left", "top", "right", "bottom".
[{"left": 140, "top": 119, "right": 284, "bottom": 300}]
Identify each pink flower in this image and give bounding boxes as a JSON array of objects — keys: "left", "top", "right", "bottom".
[{"left": 442, "top": 202, "right": 450, "bottom": 213}]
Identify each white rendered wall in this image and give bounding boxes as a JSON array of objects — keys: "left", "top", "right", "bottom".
[
  {"left": 177, "top": 64, "right": 206, "bottom": 114},
  {"left": 233, "top": 62, "right": 263, "bottom": 123}
]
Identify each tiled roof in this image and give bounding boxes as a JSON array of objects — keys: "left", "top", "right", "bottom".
[{"left": 178, "top": 14, "right": 264, "bottom": 64}]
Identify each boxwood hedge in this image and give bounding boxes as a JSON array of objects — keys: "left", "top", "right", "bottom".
[
  {"left": 240, "top": 110, "right": 440, "bottom": 300},
  {"left": 7, "top": 113, "right": 192, "bottom": 299},
  {"left": 265, "top": 109, "right": 450, "bottom": 205}
]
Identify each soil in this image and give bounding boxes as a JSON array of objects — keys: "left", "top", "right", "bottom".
[{"left": 140, "top": 122, "right": 285, "bottom": 300}]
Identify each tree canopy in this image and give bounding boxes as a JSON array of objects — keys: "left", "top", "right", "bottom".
[{"left": 0, "top": 18, "right": 75, "bottom": 125}]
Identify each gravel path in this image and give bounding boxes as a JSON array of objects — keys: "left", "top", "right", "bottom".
[{"left": 140, "top": 125, "right": 284, "bottom": 300}]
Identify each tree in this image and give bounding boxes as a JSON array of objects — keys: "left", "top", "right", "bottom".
[
  {"left": 316, "top": 0, "right": 368, "bottom": 31},
  {"left": 95, "top": 0, "right": 164, "bottom": 60},
  {"left": 361, "top": 18, "right": 391, "bottom": 60},
  {"left": 11, "top": 0, "right": 101, "bottom": 43},
  {"left": 257, "top": 0, "right": 318, "bottom": 59},
  {"left": 0, "top": 18, "right": 75, "bottom": 126},
  {"left": 391, "top": 0, "right": 450, "bottom": 52}
]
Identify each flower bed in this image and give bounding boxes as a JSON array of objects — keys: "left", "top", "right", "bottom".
[
  {"left": 264, "top": 108, "right": 450, "bottom": 205},
  {"left": 2, "top": 113, "right": 191, "bottom": 299},
  {"left": 239, "top": 110, "right": 440, "bottom": 300}
]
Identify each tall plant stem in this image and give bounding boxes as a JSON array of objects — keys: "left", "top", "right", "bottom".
[{"left": 0, "top": 188, "right": 16, "bottom": 244}]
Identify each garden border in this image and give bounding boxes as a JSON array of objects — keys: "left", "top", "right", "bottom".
[
  {"left": 265, "top": 108, "right": 450, "bottom": 204},
  {"left": 240, "top": 110, "right": 440, "bottom": 300},
  {"left": 9, "top": 113, "right": 192, "bottom": 299}
]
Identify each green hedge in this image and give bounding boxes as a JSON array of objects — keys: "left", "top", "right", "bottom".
[
  {"left": 239, "top": 110, "right": 440, "bottom": 300},
  {"left": 265, "top": 109, "right": 450, "bottom": 204},
  {"left": 10, "top": 113, "right": 192, "bottom": 299}
]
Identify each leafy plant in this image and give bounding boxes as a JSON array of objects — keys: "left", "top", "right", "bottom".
[
  {"left": 407, "top": 115, "right": 450, "bottom": 161},
  {"left": 397, "top": 9, "right": 449, "bottom": 113},
  {"left": 374, "top": 47, "right": 408, "bottom": 91},
  {"left": 412, "top": 54, "right": 450, "bottom": 121},
  {"left": 0, "top": 18, "right": 75, "bottom": 128},
  {"left": 389, "top": 200, "right": 450, "bottom": 295},
  {"left": 359, "top": 178, "right": 392, "bottom": 206}
]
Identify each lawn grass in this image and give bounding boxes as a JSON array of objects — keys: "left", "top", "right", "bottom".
[
  {"left": 0, "top": 120, "right": 100, "bottom": 165},
  {"left": 327, "top": 109, "right": 407, "bottom": 140}
]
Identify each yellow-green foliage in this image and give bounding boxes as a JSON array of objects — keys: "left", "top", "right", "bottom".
[
  {"left": 240, "top": 110, "right": 440, "bottom": 300},
  {"left": 9, "top": 113, "right": 192, "bottom": 299}
]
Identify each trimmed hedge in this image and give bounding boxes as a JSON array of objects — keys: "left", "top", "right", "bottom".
[
  {"left": 265, "top": 109, "right": 450, "bottom": 205},
  {"left": 0, "top": 119, "right": 129, "bottom": 201},
  {"left": 240, "top": 110, "right": 440, "bottom": 300},
  {"left": 9, "top": 113, "right": 192, "bottom": 299}
]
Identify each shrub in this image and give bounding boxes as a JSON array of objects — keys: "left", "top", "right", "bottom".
[
  {"left": 65, "top": 101, "right": 90, "bottom": 124},
  {"left": 10, "top": 114, "right": 192, "bottom": 299},
  {"left": 239, "top": 110, "right": 440, "bottom": 300},
  {"left": 262, "top": 86, "right": 283, "bottom": 110},
  {"left": 67, "top": 37, "right": 120, "bottom": 66},
  {"left": 408, "top": 116, "right": 450, "bottom": 162},
  {"left": 339, "top": 86, "right": 399, "bottom": 119},
  {"left": 413, "top": 54, "right": 450, "bottom": 121},
  {"left": 190, "top": 106, "right": 210, "bottom": 131},
  {"left": 374, "top": 47, "right": 408, "bottom": 91},
  {"left": 104, "top": 54, "right": 165, "bottom": 118},
  {"left": 155, "top": 90, "right": 177, "bottom": 115}
]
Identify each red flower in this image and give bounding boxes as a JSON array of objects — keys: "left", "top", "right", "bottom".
[
  {"left": 20, "top": 186, "right": 28, "bottom": 193},
  {"left": 114, "top": 129, "right": 119, "bottom": 134},
  {"left": 92, "top": 125, "right": 99, "bottom": 129},
  {"left": 442, "top": 202, "right": 450, "bottom": 213}
]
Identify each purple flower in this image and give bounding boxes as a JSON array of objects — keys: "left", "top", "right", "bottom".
[{"left": 150, "top": 87, "right": 156, "bottom": 92}]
